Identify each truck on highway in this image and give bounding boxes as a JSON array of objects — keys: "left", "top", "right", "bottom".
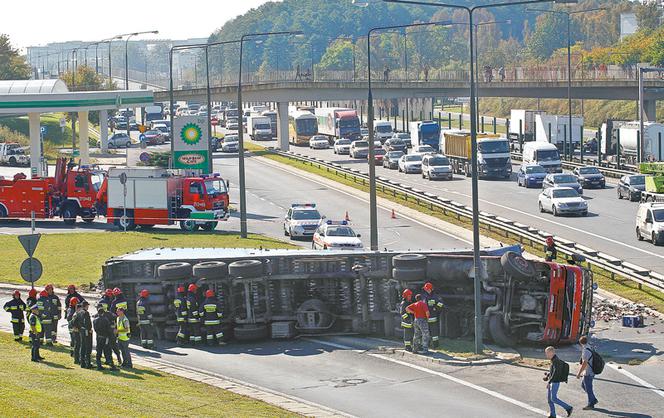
[
  {"left": 410, "top": 121, "right": 441, "bottom": 151},
  {"left": 522, "top": 142, "right": 563, "bottom": 173},
  {"left": 315, "top": 107, "right": 361, "bottom": 141},
  {"left": 373, "top": 120, "right": 394, "bottom": 143},
  {"left": 535, "top": 114, "right": 584, "bottom": 150},
  {"left": 144, "top": 104, "right": 164, "bottom": 123},
  {"left": 440, "top": 130, "right": 512, "bottom": 178},
  {"left": 616, "top": 122, "right": 664, "bottom": 163},
  {"left": 0, "top": 157, "right": 103, "bottom": 224},
  {"left": 509, "top": 109, "right": 545, "bottom": 147},
  {"left": 246, "top": 115, "right": 273, "bottom": 141},
  {"left": 599, "top": 119, "right": 630, "bottom": 156},
  {"left": 262, "top": 110, "right": 278, "bottom": 137},
  {"left": 0, "top": 143, "right": 30, "bottom": 167},
  {"left": 97, "top": 167, "right": 230, "bottom": 231}
]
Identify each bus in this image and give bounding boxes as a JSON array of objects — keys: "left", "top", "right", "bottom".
[{"left": 289, "top": 110, "right": 318, "bottom": 145}]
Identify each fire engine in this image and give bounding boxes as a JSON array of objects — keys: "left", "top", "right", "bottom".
[
  {"left": 0, "top": 157, "right": 103, "bottom": 224},
  {"left": 96, "top": 167, "right": 230, "bottom": 231}
]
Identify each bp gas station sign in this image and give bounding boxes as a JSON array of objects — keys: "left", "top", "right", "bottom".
[{"left": 173, "top": 116, "right": 210, "bottom": 170}]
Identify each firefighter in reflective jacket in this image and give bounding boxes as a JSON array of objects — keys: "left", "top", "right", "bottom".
[
  {"left": 101, "top": 289, "right": 122, "bottom": 366},
  {"left": 173, "top": 286, "right": 188, "bottom": 345},
  {"left": 65, "top": 284, "right": 86, "bottom": 308},
  {"left": 186, "top": 284, "right": 202, "bottom": 345},
  {"left": 26, "top": 289, "right": 38, "bottom": 317},
  {"left": 399, "top": 289, "right": 414, "bottom": 351},
  {"left": 110, "top": 288, "right": 128, "bottom": 314},
  {"left": 201, "top": 289, "right": 224, "bottom": 345},
  {"left": 4, "top": 291, "right": 27, "bottom": 341},
  {"left": 422, "top": 282, "right": 444, "bottom": 349},
  {"left": 45, "top": 284, "right": 62, "bottom": 344},
  {"left": 136, "top": 289, "right": 154, "bottom": 349},
  {"left": 99, "top": 289, "right": 113, "bottom": 311},
  {"left": 28, "top": 305, "right": 43, "bottom": 362},
  {"left": 37, "top": 290, "right": 53, "bottom": 345},
  {"left": 544, "top": 236, "right": 557, "bottom": 262}
]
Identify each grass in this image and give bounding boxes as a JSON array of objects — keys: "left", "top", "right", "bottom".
[
  {"left": 0, "top": 231, "right": 296, "bottom": 289},
  {"left": 433, "top": 338, "right": 492, "bottom": 360},
  {"left": 0, "top": 332, "right": 297, "bottom": 418}
]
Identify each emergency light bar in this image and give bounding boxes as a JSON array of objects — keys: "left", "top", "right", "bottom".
[
  {"left": 326, "top": 220, "right": 348, "bottom": 225},
  {"left": 291, "top": 203, "right": 316, "bottom": 208}
]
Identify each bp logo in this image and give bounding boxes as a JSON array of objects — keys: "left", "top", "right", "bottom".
[{"left": 180, "top": 123, "right": 202, "bottom": 145}]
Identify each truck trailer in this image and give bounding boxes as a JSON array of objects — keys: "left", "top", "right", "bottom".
[
  {"left": 509, "top": 109, "right": 545, "bottom": 147},
  {"left": 616, "top": 122, "right": 664, "bottom": 162},
  {"left": 410, "top": 121, "right": 441, "bottom": 151},
  {"left": 315, "top": 108, "right": 361, "bottom": 140},
  {"left": 441, "top": 130, "right": 512, "bottom": 178},
  {"left": 535, "top": 114, "right": 584, "bottom": 150}
]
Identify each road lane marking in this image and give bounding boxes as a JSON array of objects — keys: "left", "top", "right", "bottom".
[
  {"left": 368, "top": 353, "right": 547, "bottom": 416},
  {"left": 304, "top": 338, "right": 364, "bottom": 352},
  {"left": 606, "top": 363, "right": 664, "bottom": 400}
]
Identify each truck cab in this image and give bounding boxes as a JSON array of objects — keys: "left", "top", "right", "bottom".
[
  {"left": 522, "top": 142, "right": 562, "bottom": 173},
  {"left": 410, "top": 121, "right": 440, "bottom": 151},
  {"left": 477, "top": 137, "right": 512, "bottom": 179},
  {"left": 373, "top": 120, "right": 393, "bottom": 143},
  {"left": 59, "top": 164, "right": 105, "bottom": 223},
  {"left": 179, "top": 175, "right": 230, "bottom": 231}
]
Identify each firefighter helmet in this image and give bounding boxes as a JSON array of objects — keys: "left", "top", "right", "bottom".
[
  {"left": 188, "top": 284, "right": 198, "bottom": 293},
  {"left": 13, "top": 290, "right": 20, "bottom": 297},
  {"left": 177, "top": 286, "right": 185, "bottom": 293},
  {"left": 205, "top": 289, "right": 215, "bottom": 298},
  {"left": 140, "top": 289, "right": 149, "bottom": 298},
  {"left": 39, "top": 290, "right": 48, "bottom": 297},
  {"left": 402, "top": 289, "right": 413, "bottom": 300},
  {"left": 28, "top": 289, "right": 37, "bottom": 298},
  {"left": 69, "top": 297, "right": 79, "bottom": 307},
  {"left": 67, "top": 284, "right": 76, "bottom": 292},
  {"left": 104, "top": 289, "right": 113, "bottom": 297},
  {"left": 546, "top": 236, "right": 554, "bottom": 246},
  {"left": 112, "top": 287, "right": 122, "bottom": 296},
  {"left": 423, "top": 282, "right": 433, "bottom": 292}
]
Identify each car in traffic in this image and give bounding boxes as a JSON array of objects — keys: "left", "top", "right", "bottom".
[
  {"left": 141, "top": 130, "right": 165, "bottom": 145},
  {"left": 383, "top": 137, "right": 407, "bottom": 153},
  {"left": 617, "top": 174, "right": 646, "bottom": 201},
  {"left": 360, "top": 127, "right": 369, "bottom": 137},
  {"left": 391, "top": 132, "right": 412, "bottom": 148},
  {"left": 573, "top": 166, "right": 606, "bottom": 189},
  {"left": 538, "top": 187, "right": 588, "bottom": 217},
  {"left": 542, "top": 173, "right": 583, "bottom": 195},
  {"left": 227, "top": 118, "right": 239, "bottom": 131},
  {"left": 333, "top": 138, "right": 352, "bottom": 155},
  {"left": 219, "top": 134, "right": 239, "bottom": 152},
  {"left": 152, "top": 123, "right": 171, "bottom": 139},
  {"left": 383, "top": 151, "right": 404, "bottom": 169},
  {"left": 312, "top": 220, "right": 362, "bottom": 250},
  {"left": 636, "top": 202, "right": 664, "bottom": 245},
  {"left": 283, "top": 203, "right": 323, "bottom": 239},
  {"left": 421, "top": 154, "right": 453, "bottom": 180},
  {"left": 369, "top": 147, "right": 386, "bottom": 163},
  {"left": 350, "top": 140, "right": 370, "bottom": 159},
  {"left": 398, "top": 154, "right": 423, "bottom": 174},
  {"left": 102, "top": 133, "right": 132, "bottom": 149},
  {"left": 411, "top": 145, "right": 436, "bottom": 156},
  {"left": 309, "top": 135, "right": 330, "bottom": 149},
  {"left": 516, "top": 163, "right": 547, "bottom": 188}
]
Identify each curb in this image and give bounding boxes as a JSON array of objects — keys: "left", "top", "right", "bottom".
[{"left": 384, "top": 346, "right": 521, "bottom": 367}]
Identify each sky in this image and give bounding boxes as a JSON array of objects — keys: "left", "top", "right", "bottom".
[{"left": 6, "top": 0, "right": 275, "bottom": 50}]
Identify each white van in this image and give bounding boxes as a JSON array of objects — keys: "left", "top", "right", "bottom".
[
  {"left": 522, "top": 142, "right": 562, "bottom": 173},
  {"left": 636, "top": 202, "right": 664, "bottom": 245},
  {"left": 373, "top": 120, "right": 393, "bottom": 143}
]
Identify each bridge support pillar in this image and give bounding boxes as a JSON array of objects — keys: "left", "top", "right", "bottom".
[
  {"left": 277, "top": 101, "right": 289, "bottom": 151},
  {"left": 643, "top": 99, "right": 657, "bottom": 122},
  {"left": 78, "top": 111, "right": 90, "bottom": 165},
  {"left": 28, "top": 112, "right": 42, "bottom": 178},
  {"left": 99, "top": 110, "right": 109, "bottom": 153}
]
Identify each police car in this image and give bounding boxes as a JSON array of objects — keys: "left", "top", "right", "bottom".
[
  {"left": 312, "top": 220, "right": 363, "bottom": 250},
  {"left": 283, "top": 203, "right": 323, "bottom": 239}
]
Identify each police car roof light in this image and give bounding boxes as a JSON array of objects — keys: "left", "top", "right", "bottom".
[{"left": 291, "top": 203, "right": 316, "bottom": 208}]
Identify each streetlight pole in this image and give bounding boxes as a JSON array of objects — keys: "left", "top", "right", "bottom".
[{"left": 122, "top": 30, "right": 159, "bottom": 136}]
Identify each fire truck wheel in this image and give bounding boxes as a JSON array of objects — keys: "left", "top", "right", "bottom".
[
  {"left": 62, "top": 204, "right": 78, "bottom": 225},
  {"left": 488, "top": 314, "right": 516, "bottom": 348},
  {"left": 0, "top": 206, "right": 7, "bottom": 219},
  {"left": 392, "top": 267, "right": 425, "bottom": 282},
  {"left": 179, "top": 219, "right": 198, "bottom": 232},
  {"left": 228, "top": 259, "right": 263, "bottom": 278},
  {"left": 392, "top": 253, "right": 427, "bottom": 269},
  {"left": 200, "top": 221, "right": 217, "bottom": 231},
  {"left": 158, "top": 262, "right": 193, "bottom": 279},
  {"left": 234, "top": 324, "right": 269, "bottom": 342},
  {"left": 193, "top": 261, "right": 228, "bottom": 279},
  {"left": 500, "top": 251, "right": 536, "bottom": 280}
]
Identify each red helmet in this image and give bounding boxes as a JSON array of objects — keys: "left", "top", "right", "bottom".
[
  {"left": 69, "top": 297, "right": 79, "bottom": 307},
  {"left": 188, "top": 284, "right": 198, "bottom": 293},
  {"left": 177, "top": 286, "right": 185, "bottom": 293},
  {"left": 112, "top": 287, "right": 122, "bottom": 296},
  {"left": 67, "top": 284, "right": 76, "bottom": 292},
  {"left": 546, "top": 236, "right": 554, "bottom": 246},
  {"left": 28, "top": 289, "right": 37, "bottom": 298},
  {"left": 45, "top": 284, "right": 54, "bottom": 291},
  {"left": 13, "top": 290, "right": 20, "bottom": 297},
  {"left": 402, "top": 289, "right": 413, "bottom": 300},
  {"left": 39, "top": 290, "right": 48, "bottom": 297},
  {"left": 140, "top": 289, "right": 149, "bottom": 298},
  {"left": 205, "top": 289, "right": 215, "bottom": 298},
  {"left": 104, "top": 289, "right": 113, "bottom": 297},
  {"left": 423, "top": 282, "right": 433, "bottom": 292}
]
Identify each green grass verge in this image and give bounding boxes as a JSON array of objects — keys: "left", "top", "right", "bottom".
[
  {"left": 0, "top": 332, "right": 297, "bottom": 417},
  {"left": 433, "top": 338, "right": 492, "bottom": 360},
  {"left": 246, "top": 143, "right": 664, "bottom": 313},
  {"left": 0, "top": 231, "right": 296, "bottom": 289}
]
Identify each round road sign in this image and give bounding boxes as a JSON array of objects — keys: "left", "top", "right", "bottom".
[{"left": 20, "top": 258, "right": 43, "bottom": 283}]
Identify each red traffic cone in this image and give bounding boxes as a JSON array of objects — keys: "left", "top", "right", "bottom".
[
  {"left": 391, "top": 209, "right": 397, "bottom": 219},
  {"left": 344, "top": 211, "right": 350, "bottom": 221}
]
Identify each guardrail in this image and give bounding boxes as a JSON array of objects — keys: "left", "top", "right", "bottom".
[
  {"left": 262, "top": 147, "right": 664, "bottom": 293},
  {"left": 510, "top": 152, "right": 637, "bottom": 179}
]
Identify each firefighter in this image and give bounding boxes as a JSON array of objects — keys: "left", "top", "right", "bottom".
[
  {"left": 173, "top": 286, "right": 189, "bottom": 345},
  {"left": 116, "top": 307, "right": 133, "bottom": 368},
  {"left": 186, "top": 284, "right": 202, "bottom": 345},
  {"left": 4, "top": 291, "right": 27, "bottom": 341},
  {"left": 65, "top": 297, "right": 81, "bottom": 363},
  {"left": 45, "top": 284, "right": 62, "bottom": 344},
  {"left": 93, "top": 303, "right": 117, "bottom": 371},
  {"left": 103, "top": 289, "right": 123, "bottom": 366},
  {"left": 399, "top": 289, "right": 414, "bottom": 352},
  {"left": 26, "top": 288, "right": 38, "bottom": 314},
  {"left": 544, "top": 237, "right": 557, "bottom": 262},
  {"left": 422, "top": 282, "right": 444, "bottom": 349},
  {"left": 99, "top": 288, "right": 113, "bottom": 311},
  {"left": 201, "top": 289, "right": 224, "bottom": 345},
  {"left": 28, "top": 305, "right": 43, "bottom": 362},
  {"left": 136, "top": 289, "right": 154, "bottom": 349},
  {"left": 36, "top": 290, "right": 53, "bottom": 345},
  {"left": 110, "top": 287, "right": 128, "bottom": 313},
  {"left": 72, "top": 301, "right": 93, "bottom": 368},
  {"left": 64, "top": 284, "right": 86, "bottom": 308}
]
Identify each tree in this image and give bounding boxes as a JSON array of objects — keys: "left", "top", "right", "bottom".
[
  {"left": 527, "top": 13, "right": 569, "bottom": 60},
  {"left": 0, "top": 34, "right": 31, "bottom": 80},
  {"left": 318, "top": 40, "right": 355, "bottom": 71},
  {"left": 636, "top": 0, "right": 662, "bottom": 33},
  {"left": 60, "top": 65, "right": 115, "bottom": 125}
]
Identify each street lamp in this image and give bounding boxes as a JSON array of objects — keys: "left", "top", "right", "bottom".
[
  {"left": 122, "top": 30, "right": 159, "bottom": 136},
  {"left": 237, "top": 30, "right": 304, "bottom": 238}
]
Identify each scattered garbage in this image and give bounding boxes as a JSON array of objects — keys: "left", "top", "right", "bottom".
[{"left": 593, "top": 298, "right": 659, "bottom": 323}]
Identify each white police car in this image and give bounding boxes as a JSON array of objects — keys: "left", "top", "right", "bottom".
[
  {"left": 284, "top": 203, "right": 323, "bottom": 239},
  {"left": 312, "top": 220, "right": 363, "bottom": 250}
]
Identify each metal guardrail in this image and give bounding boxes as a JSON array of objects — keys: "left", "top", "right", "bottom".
[
  {"left": 263, "top": 147, "right": 664, "bottom": 293},
  {"left": 510, "top": 152, "right": 637, "bottom": 179}
]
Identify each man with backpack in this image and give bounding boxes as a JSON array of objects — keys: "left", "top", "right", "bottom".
[
  {"left": 577, "top": 335, "right": 602, "bottom": 410},
  {"left": 544, "top": 346, "right": 573, "bottom": 418}
]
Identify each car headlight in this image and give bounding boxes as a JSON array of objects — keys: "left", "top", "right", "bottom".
[
  {"left": 293, "top": 225, "right": 304, "bottom": 232},
  {"left": 557, "top": 202, "right": 568, "bottom": 208},
  {"left": 580, "top": 201, "right": 588, "bottom": 207}
]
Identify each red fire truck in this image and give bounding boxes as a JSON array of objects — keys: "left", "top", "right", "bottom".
[
  {"left": 96, "top": 167, "right": 230, "bottom": 231},
  {"left": 0, "top": 158, "right": 103, "bottom": 224}
]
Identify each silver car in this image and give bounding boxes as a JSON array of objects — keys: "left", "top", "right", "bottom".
[
  {"left": 422, "top": 154, "right": 453, "bottom": 180},
  {"left": 398, "top": 154, "right": 423, "bottom": 174},
  {"left": 538, "top": 187, "right": 588, "bottom": 217}
]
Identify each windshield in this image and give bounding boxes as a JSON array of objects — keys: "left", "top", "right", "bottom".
[
  {"left": 224, "top": 136, "right": 238, "bottom": 143},
  {"left": 430, "top": 157, "right": 450, "bottom": 166},
  {"left": 397, "top": 133, "right": 410, "bottom": 139},
  {"left": 312, "top": 136, "right": 327, "bottom": 141},
  {"left": 630, "top": 175, "right": 645, "bottom": 185},
  {"left": 536, "top": 149, "right": 560, "bottom": 162},
  {"left": 579, "top": 167, "right": 600, "bottom": 174},
  {"left": 387, "top": 151, "right": 404, "bottom": 159},
  {"left": 374, "top": 148, "right": 386, "bottom": 155},
  {"left": 389, "top": 139, "right": 404, "bottom": 145},
  {"left": 204, "top": 180, "right": 227, "bottom": 195},
  {"left": 339, "top": 117, "right": 360, "bottom": 129},
  {"left": 654, "top": 209, "right": 664, "bottom": 222},
  {"left": 295, "top": 118, "right": 317, "bottom": 135},
  {"left": 405, "top": 155, "right": 422, "bottom": 162},
  {"left": 353, "top": 141, "right": 369, "bottom": 148},
  {"left": 255, "top": 123, "right": 270, "bottom": 130},
  {"left": 478, "top": 141, "right": 509, "bottom": 154},
  {"left": 553, "top": 175, "right": 577, "bottom": 183},
  {"left": 326, "top": 226, "right": 356, "bottom": 237},
  {"left": 417, "top": 146, "right": 434, "bottom": 153},
  {"left": 525, "top": 165, "right": 546, "bottom": 174},
  {"left": 292, "top": 209, "right": 321, "bottom": 220},
  {"left": 375, "top": 125, "right": 392, "bottom": 133},
  {"left": 552, "top": 189, "right": 580, "bottom": 198},
  {"left": 336, "top": 139, "right": 351, "bottom": 145},
  {"left": 145, "top": 131, "right": 159, "bottom": 135}
]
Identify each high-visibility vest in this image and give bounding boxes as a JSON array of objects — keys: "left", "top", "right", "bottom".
[
  {"left": 117, "top": 316, "right": 130, "bottom": 341},
  {"left": 29, "top": 313, "right": 42, "bottom": 334}
]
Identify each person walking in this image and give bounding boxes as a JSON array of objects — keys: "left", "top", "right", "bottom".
[
  {"left": 406, "top": 294, "right": 430, "bottom": 354},
  {"left": 36, "top": 290, "right": 53, "bottom": 345},
  {"left": 45, "top": 284, "right": 62, "bottom": 344},
  {"left": 65, "top": 297, "right": 81, "bottom": 363},
  {"left": 544, "top": 346, "right": 573, "bottom": 418},
  {"left": 173, "top": 285, "right": 189, "bottom": 345},
  {"left": 186, "top": 284, "right": 202, "bottom": 346},
  {"left": 577, "top": 336, "right": 599, "bottom": 410},
  {"left": 28, "top": 305, "right": 44, "bottom": 362},
  {"left": 201, "top": 289, "right": 224, "bottom": 346},
  {"left": 544, "top": 237, "right": 558, "bottom": 262},
  {"left": 64, "top": 284, "right": 86, "bottom": 308},
  {"left": 421, "top": 282, "right": 444, "bottom": 349},
  {"left": 4, "top": 291, "right": 27, "bottom": 341},
  {"left": 136, "top": 289, "right": 154, "bottom": 349},
  {"left": 383, "top": 65, "right": 390, "bottom": 82},
  {"left": 93, "top": 303, "right": 117, "bottom": 371},
  {"left": 295, "top": 64, "right": 302, "bottom": 81},
  {"left": 399, "top": 289, "right": 414, "bottom": 352},
  {"left": 73, "top": 301, "right": 93, "bottom": 369},
  {"left": 116, "top": 307, "right": 132, "bottom": 368},
  {"left": 423, "top": 65, "right": 430, "bottom": 82}
]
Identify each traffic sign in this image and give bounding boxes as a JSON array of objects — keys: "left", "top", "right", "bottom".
[
  {"left": 119, "top": 172, "right": 128, "bottom": 185},
  {"left": 40, "top": 126, "right": 47, "bottom": 134},
  {"left": 211, "top": 119, "right": 219, "bottom": 126},
  {"left": 18, "top": 234, "right": 41, "bottom": 257},
  {"left": 20, "top": 257, "right": 43, "bottom": 283},
  {"left": 138, "top": 125, "right": 147, "bottom": 133}
]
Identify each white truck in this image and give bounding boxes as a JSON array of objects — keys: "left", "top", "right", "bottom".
[
  {"left": 246, "top": 115, "right": 273, "bottom": 141},
  {"left": 0, "top": 143, "right": 30, "bottom": 166},
  {"left": 616, "top": 122, "right": 664, "bottom": 162},
  {"left": 535, "top": 114, "right": 584, "bottom": 150},
  {"left": 509, "top": 109, "right": 545, "bottom": 146},
  {"left": 373, "top": 120, "right": 394, "bottom": 143}
]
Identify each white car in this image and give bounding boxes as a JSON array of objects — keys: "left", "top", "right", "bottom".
[
  {"left": 398, "top": 154, "right": 423, "bottom": 174},
  {"left": 284, "top": 203, "right": 323, "bottom": 239},
  {"left": 312, "top": 220, "right": 363, "bottom": 250},
  {"left": 333, "top": 138, "right": 352, "bottom": 155},
  {"left": 421, "top": 154, "right": 453, "bottom": 180},
  {"left": 220, "top": 135, "right": 239, "bottom": 153},
  {"left": 538, "top": 187, "right": 588, "bottom": 217},
  {"left": 350, "top": 140, "right": 370, "bottom": 159},
  {"left": 392, "top": 132, "right": 412, "bottom": 148},
  {"left": 309, "top": 135, "right": 330, "bottom": 149},
  {"left": 636, "top": 202, "right": 664, "bottom": 245},
  {"left": 411, "top": 145, "right": 436, "bottom": 155}
]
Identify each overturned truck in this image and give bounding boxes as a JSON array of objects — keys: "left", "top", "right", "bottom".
[{"left": 102, "top": 246, "right": 593, "bottom": 347}]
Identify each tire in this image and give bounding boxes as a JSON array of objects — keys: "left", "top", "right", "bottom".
[
  {"left": 234, "top": 324, "right": 269, "bottom": 342},
  {"left": 488, "top": 314, "right": 516, "bottom": 348},
  {"left": 392, "top": 267, "right": 426, "bottom": 282},
  {"left": 538, "top": 202, "right": 544, "bottom": 213},
  {"left": 392, "top": 253, "right": 427, "bottom": 269},
  {"left": 552, "top": 206, "right": 558, "bottom": 217},
  {"left": 9, "top": 157, "right": 16, "bottom": 166},
  {"left": 137, "top": 284, "right": 165, "bottom": 294},
  {"left": 193, "top": 261, "right": 228, "bottom": 279},
  {"left": 108, "top": 143, "right": 115, "bottom": 149},
  {"left": 653, "top": 233, "right": 659, "bottom": 246},
  {"left": 158, "top": 262, "right": 192, "bottom": 279},
  {"left": 62, "top": 203, "right": 78, "bottom": 225},
  {"left": 200, "top": 221, "right": 217, "bottom": 231},
  {"left": 125, "top": 142, "right": 132, "bottom": 148},
  {"left": 0, "top": 205, "right": 7, "bottom": 219},
  {"left": 500, "top": 251, "right": 536, "bottom": 280},
  {"left": 228, "top": 259, "right": 263, "bottom": 278},
  {"left": 617, "top": 188, "right": 622, "bottom": 199},
  {"left": 636, "top": 227, "right": 643, "bottom": 241},
  {"left": 180, "top": 218, "right": 198, "bottom": 232}
]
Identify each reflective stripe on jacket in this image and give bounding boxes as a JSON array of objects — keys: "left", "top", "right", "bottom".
[{"left": 117, "top": 316, "right": 130, "bottom": 341}]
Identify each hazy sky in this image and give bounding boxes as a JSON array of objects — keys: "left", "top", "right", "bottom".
[{"left": 6, "top": 0, "right": 275, "bottom": 50}]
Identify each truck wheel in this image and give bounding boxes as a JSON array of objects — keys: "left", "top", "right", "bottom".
[
  {"left": 9, "top": 157, "right": 16, "bottom": 166},
  {"left": 228, "top": 259, "right": 263, "bottom": 278},
  {"left": 234, "top": 324, "right": 269, "bottom": 342},
  {"left": 200, "top": 221, "right": 217, "bottom": 231},
  {"left": 500, "top": 251, "right": 536, "bottom": 280},
  {"left": 0, "top": 206, "right": 7, "bottom": 219},
  {"left": 179, "top": 219, "right": 198, "bottom": 232},
  {"left": 392, "top": 267, "right": 426, "bottom": 282},
  {"left": 158, "top": 262, "right": 192, "bottom": 280},
  {"left": 653, "top": 233, "right": 660, "bottom": 246},
  {"left": 392, "top": 253, "right": 427, "bottom": 269},
  {"left": 488, "top": 315, "right": 516, "bottom": 348},
  {"left": 193, "top": 261, "right": 228, "bottom": 279},
  {"left": 62, "top": 204, "right": 78, "bottom": 225}
]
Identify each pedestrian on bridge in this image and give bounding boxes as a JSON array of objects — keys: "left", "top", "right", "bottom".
[
  {"left": 46, "top": 284, "right": 62, "bottom": 344},
  {"left": 4, "top": 290, "right": 26, "bottom": 341},
  {"left": 399, "top": 289, "right": 414, "bottom": 352},
  {"left": 173, "top": 286, "right": 189, "bottom": 345},
  {"left": 136, "top": 289, "right": 154, "bottom": 349},
  {"left": 66, "top": 297, "right": 81, "bottom": 363},
  {"left": 544, "top": 237, "right": 557, "bottom": 262},
  {"left": 422, "top": 282, "right": 444, "bottom": 349},
  {"left": 384, "top": 65, "right": 390, "bottom": 82},
  {"left": 544, "top": 346, "right": 573, "bottom": 418},
  {"left": 406, "top": 294, "right": 430, "bottom": 354}
]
